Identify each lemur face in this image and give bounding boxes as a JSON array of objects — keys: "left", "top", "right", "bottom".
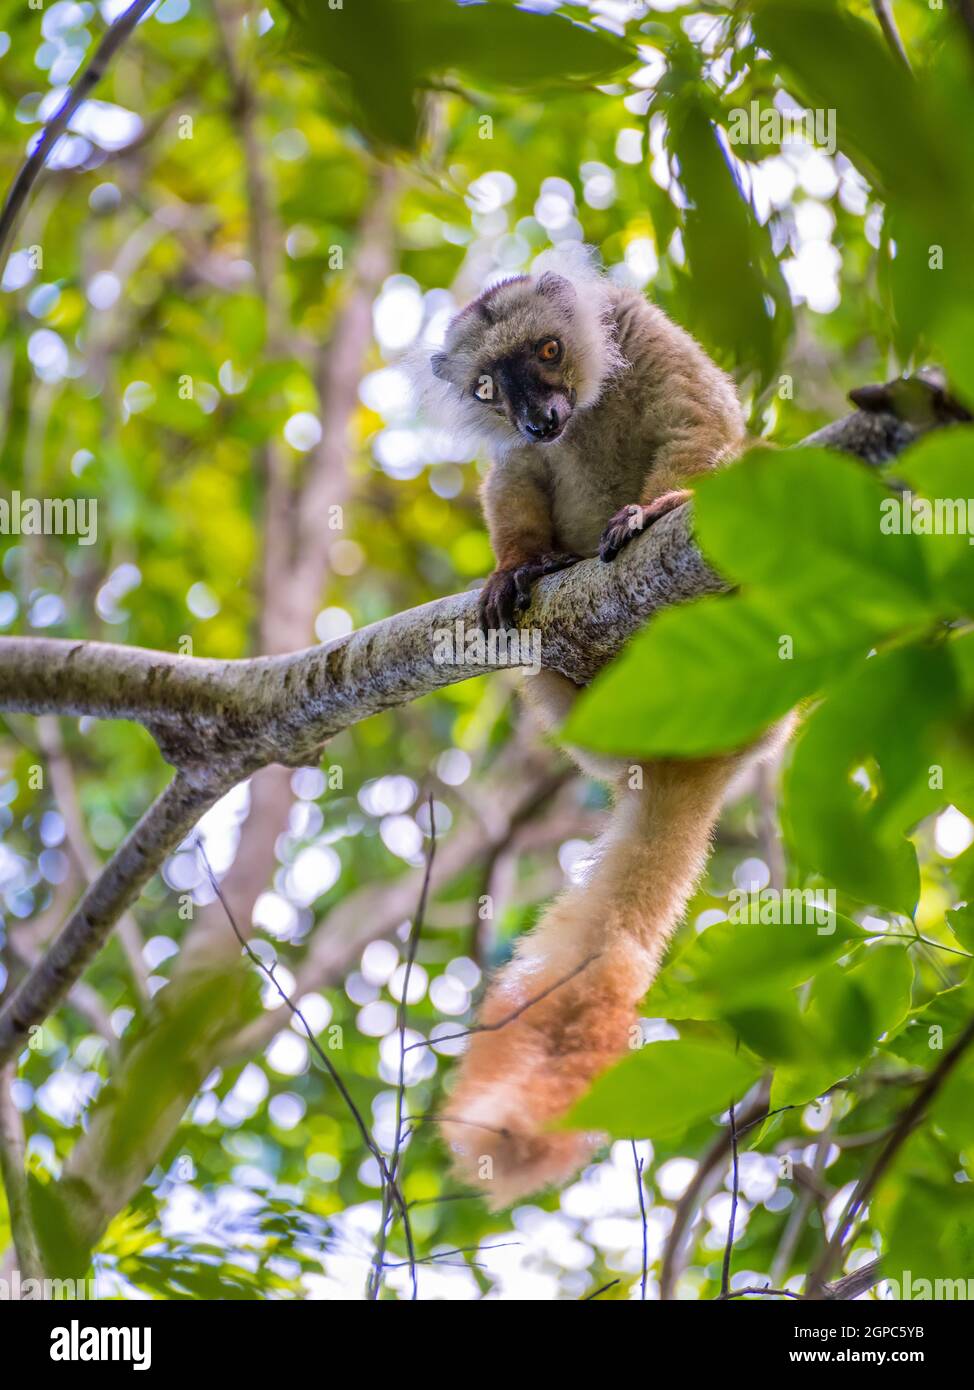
[
  {"left": 430, "top": 271, "right": 606, "bottom": 447},
  {"left": 471, "top": 333, "right": 575, "bottom": 444}
]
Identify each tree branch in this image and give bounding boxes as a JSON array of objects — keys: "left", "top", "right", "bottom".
[
  {"left": 37, "top": 717, "right": 150, "bottom": 1002},
  {"left": 0, "top": 501, "right": 720, "bottom": 772},
  {"left": 0, "top": 0, "right": 156, "bottom": 270},
  {"left": 823, "top": 1256, "right": 884, "bottom": 1301},
  {"left": 0, "top": 1064, "right": 44, "bottom": 1283},
  {"left": 870, "top": 0, "right": 911, "bottom": 72},
  {"left": 808, "top": 1010, "right": 974, "bottom": 1295},
  {"left": 0, "top": 772, "right": 224, "bottom": 1069},
  {"left": 0, "top": 390, "right": 945, "bottom": 769}
]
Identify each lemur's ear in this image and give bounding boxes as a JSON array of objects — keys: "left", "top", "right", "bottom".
[
  {"left": 430, "top": 351, "right": 451, "bottom": 381},
  {"left": 535, "top": 271, "right": 576, "bottom": 313}
]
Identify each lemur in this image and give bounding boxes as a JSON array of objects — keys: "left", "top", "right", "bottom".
[{"left": 420, "top": 246, "right": 784, "bottom": 1208}]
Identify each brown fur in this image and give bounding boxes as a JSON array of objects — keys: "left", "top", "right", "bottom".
[
  {"left": 423, "top": 249, "right": 776, "bottom": 1207},
  {"left": 441, "top": 753, "right": 765, "bottom": 1208}
]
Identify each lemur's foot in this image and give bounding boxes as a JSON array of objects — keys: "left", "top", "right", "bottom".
[
  {"left": 598, "top": 490, "right": 693, "bottom": 562},
  {"left": 479, "top": 552, "right": 580, "bottom": 630}
]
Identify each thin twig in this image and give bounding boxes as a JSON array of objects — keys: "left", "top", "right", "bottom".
[
  {"left": 197, "top": 838, "right": 416, "bottom": 1299},
  {"left": 631, "top": 1139, "right": 648, "bottom": 1301},
  {"left": 403, "top": 951, "right": 600, "bottom": 1053},
  {"left": 406, "top": 1191, "right": 479, "bottom": 1210},
  {"left": 0, "top": 0, "right": 157, "bottom": 269},
  {"left": 368, "top": 795, "right": 437, "bottom": 1301},
  {"left": 872, "top": 929, "right": 972, "bottom": 960},
  {"left": 808, "top": 1010, "right": 974, "bottom": 1294},
  {"left": 720, "top": 1099, "right": 740, "bottom": 1299},
  {"left": 870, "top": 0, "right": 911, "bottom": 71},
  {"left": 584, "top": 1279, "right": 621, "bottom": 1300},
  {"left": 382, "top": 1241, "right": 520, "bottom": 1270},
  {"left": 722, "top": 1285, "right": 802, "bottom": 1300},
  {"left": 659, "top": 1084, "right": 770, "bottom": 1300}
]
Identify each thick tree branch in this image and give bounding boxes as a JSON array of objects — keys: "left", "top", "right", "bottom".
[
  {"left": 0, "top": 388, "right": 946, "bottom": 774},
  {"left": 0, "top": 503, "right": 722, "bottom": 783},
  {"left": 0, "top": 503, "right": 718, "bottom": 771}
]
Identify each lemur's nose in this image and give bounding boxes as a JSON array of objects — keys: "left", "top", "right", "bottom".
[{"left": 525, "top": 407, "right": 560, "bottom": 439}]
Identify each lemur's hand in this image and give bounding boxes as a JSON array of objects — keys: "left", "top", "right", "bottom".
[
  {"left": 598, "top": 489, "right": 693, "bottom": 562},
  {"left": 479, "top": 552, "right": 580, "bottom": 630}
]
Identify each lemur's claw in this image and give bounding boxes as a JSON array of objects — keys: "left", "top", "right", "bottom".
[
  {"left": 599, "top": 491, "right": 693, "bottom": 562},
  {"left": 479, "top": 569, "right": 518, "bottom": 630},
  {"left": 599, "top": 504, "right": 645, "bottom": 561},
  {"left": 479, "top": 553, "right": 580, "bottom": 630}
]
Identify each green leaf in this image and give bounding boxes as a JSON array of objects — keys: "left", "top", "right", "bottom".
[
  {"left": 282, "top": 0, "right": 423, "bottom": 149},
  {"left": 694, "top": 446, "right": 937, "bottom": 624},
  {"left": 885, "top": 1178, "right": 974, "bottom": 1289},
  {"left": 644, "top": 911, "right": 863, "bottom": 1020},
  {"left": 887, "top": 979, "right": 974, "bottom": 1069},
  {"left": 784, "top": 644, "right": 960, "bottom": 914},
  {"left": 723, "top": 997, "right": 824, "bottom": 1067},
  {"left": 98, "top": 968, "right": 259, "bottom": 1174},
  {"left": 891, "top": 426, "right": 974, "bottom": 614},
  {"left": 947, "top": 905, "right": 974, "bottom": 955},
  {"left": 771, "top": 942, "right": 915, "bottom": 1107},
  {"left": 931, "top": 304, "right": 974, "bottom": 419},
  {"left": 283, "top": 0, "right": 635, "bottom": 149},
  {"left": 931, "top": 1052, "right": 974, "bottom": 1150},
  {"left": 563, "top": 1038, "right": 761, "bottom": 1139},
  {"left": 750, "top": 0, "right": 945, "bottom": 209},
  {"left": 563, "top": 589, "right": 871, "bottom": 757},
  {"left": 420, "top": 1, "right": 636, "bottom": 91},
  {"left": 564, "top": 442, "right": 952, "bottom": 761},
  {"left": 29, "top": 1175, "right": 93, "bottom": 1283},
  {"left": 666, "top": 87, "right": 790, "bottom": 383}
]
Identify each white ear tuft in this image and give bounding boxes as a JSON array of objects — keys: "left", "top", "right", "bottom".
[{"left": 532, "top": 242, "right": 604, "bottom": 285}]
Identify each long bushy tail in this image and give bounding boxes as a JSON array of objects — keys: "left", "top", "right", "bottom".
[{"left": 440, "top": 755, "right": 745, "bottom": 1209}]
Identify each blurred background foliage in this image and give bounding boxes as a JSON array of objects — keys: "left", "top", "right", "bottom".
[{"left": 0, "top": 0, "right": 973, "bottom": 1300}]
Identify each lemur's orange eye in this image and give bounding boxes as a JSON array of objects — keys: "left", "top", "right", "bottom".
[{"left": 538, "top": 339, "right": 561, "bottom": 363}]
